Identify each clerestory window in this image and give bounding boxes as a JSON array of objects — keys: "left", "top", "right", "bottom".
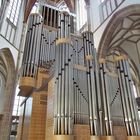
[
  {"left": 76, "top": 0, "right": 87, "bottom": 31},
  {"left": 100, "top": 0, "right": 125, "bottom": 23},
  {"left": 7, "top": 0, "right": 22, "bottom": 26}
]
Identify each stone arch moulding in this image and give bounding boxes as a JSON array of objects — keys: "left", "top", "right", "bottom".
[
  {"left": 0, "top": 48, "right": 15, "bottom": 73},
  {"left": 0, "top": 47, "right": 16, "bottom": 140},
  {"left": 98, "top": 4, "right": 140, "bottom": 59}
]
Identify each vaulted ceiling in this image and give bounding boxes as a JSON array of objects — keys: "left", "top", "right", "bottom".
[
  {"left": 108, "top": 15, "right": 140, "bottom": 49},
  {"left": 107, "top": 14, "right": 140, "bottom": 71}
]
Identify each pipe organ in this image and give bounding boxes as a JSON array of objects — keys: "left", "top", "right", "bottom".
[
  {"left": 19, "top": 3, "right": 140, "bottom": 140},
  {"left": 19, "top": 14, "right": 43, "bottom": 96},
  {"left": 54, "top": 11, "right": 73, "bottom": 135},
  {"left": 41, "top": 5, "right": 59, "bottom": 29},
  {"left": 116, "top": 57, "right": 140, "bottom": 136}
]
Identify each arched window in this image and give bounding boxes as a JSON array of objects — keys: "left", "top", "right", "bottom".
[
  {"left": 76, "top": 0, "right": 87, "bottom": 31},
  {"left": 7, "top": 0, "right": 22, "bottom": 26}
]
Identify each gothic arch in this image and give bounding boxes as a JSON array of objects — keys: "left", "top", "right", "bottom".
[
  {"left": 0, "top": 48, "right": 16, "bottom": 140},
  {"left": 97, "top": 5, "right": 140, "bottom": 129},
  {"left": 98, "top": 4, "right": 140, "bottom": 58}
]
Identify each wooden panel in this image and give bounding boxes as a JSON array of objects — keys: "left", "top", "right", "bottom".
[
  {"left": 113, "top": 125, "right": 127, "bottom": 140},
  {"left": 28, "top": 93, "right": 47, "bottom": 140},
  {"left": 101, "top": 136, "right": 115, "bottom": 140},
  {"left": 128, "top": 136, "right": 140, "bottom": 140},
  {"left": 74, "top": 124, "right": 90, "bottom": 140},
  {"left": 22, "top": 98, "right": 33, "bottom": 140},
  {"left": 90, "top": 136, "right": 100, "bottom": 140},
  {"left": 19, "top": 77, "right": 36, "bottom": 97},
  {"left": 45, "top": 78, "right": 55, "bottom": 140},
  {"left": 53, "top": 135, "right": 74, "bottom": 140}
]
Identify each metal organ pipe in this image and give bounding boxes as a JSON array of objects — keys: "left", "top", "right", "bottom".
[
  {"left": 19, "top": 3, "right": 140, "bottom": 139},
  {"left": 94, "top": 48, "right": 103, "bottom": 135},
  {"left": 22, "top": 14, "right": 43, "bottom": 78},
  {"left": 116, "top": 60, "right": 130, "bottom": 135},
  {"left": 117, "top": 59, "right": 133, "bottom": 135},
  {"left": 122, "top": 60, "right": 140, "bottom": 135},
  {"left": 99, "top": 61, "right": 113, "bottom": 135},
  {"left": 71, "top": 33, "right": 89, "bottom": 126},
  {"left": 54, "top": 11, "right": 73, "bottom": 135},
  {"left": 122, "top": 59, "right": 136, "bottom": 135},
  {"left": 82, "top": 31, "right": 100, "bottom": 136},
  {"left": 125, "top": 60, "right": 140, "bottom": 135},
  {"left": 115, "top": 56, "right": 140, "bottom": 136}
]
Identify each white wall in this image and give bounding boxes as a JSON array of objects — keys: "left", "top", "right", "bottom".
[
  {"left": 0, "top": 0, "right": 25, "bottom": 67},
  {"left": 0, "top": 36, "right": 18, "bottom": 66}
]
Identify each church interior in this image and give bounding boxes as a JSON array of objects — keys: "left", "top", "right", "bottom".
[{"left": 0, "top": 0, "right": 140, "bottom": 140}]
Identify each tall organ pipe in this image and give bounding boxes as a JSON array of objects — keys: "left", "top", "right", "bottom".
[
  {"left": 82, "top": 31, "right": 100, "bottom": 136},
  {"left": 125, "top": 60, "right": 140, "bottom": 135},
  {"left": 122, "top": 60, "right": 140, "bottom": 135},
  {"left": 122, "top": 59, "right": 136, "bottom": 135},
  {"left": 118, "top": 60, "right": 133, "bottom": 135},
  {"left": 116, "top": 60, "right": 130, "bottom": 135},
  {"left": 116, "top": 58, "right": 140, "bottom": 135},
  {"left": 115, "top": 57, "right": 140, "bottom": 135},
  {"left": 54, "top": 12, "right": 73, "bottom": 135},
  {"left": 99, "top": 61, "right": 114, "bottom": 135},
  {"left": 21, "top": 14, "right": 43, "bottom": 79}
]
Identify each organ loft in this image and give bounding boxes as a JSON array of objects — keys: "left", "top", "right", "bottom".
[{"left": 1, "top": 0, "right": 139, "bottom": 140}]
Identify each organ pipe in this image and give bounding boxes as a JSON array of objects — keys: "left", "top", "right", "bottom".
[
  {"left": 22, "top": 14, "right": 43, "bottom": 78},
  {"left": 54, "top": 11, "right": 74, "bottom": 135},
  {"left": 82, "top": 31, "right": 100, "bottom": 136},
  {"left": 99, "top": 60, "right": 113, "bottom": 135},
  {"left": 19, "top": 14, "right": 43, "bottom": 96},
  {"left": 116, "top": 56, "right": 140, "bottom": 136},
  {"left": 19, "top": 3, "right": 140, "bottom": 139}
]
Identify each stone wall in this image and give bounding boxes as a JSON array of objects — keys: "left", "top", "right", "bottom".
[{"left": 0, "top": 48, "right": 16, "bottom": 140}]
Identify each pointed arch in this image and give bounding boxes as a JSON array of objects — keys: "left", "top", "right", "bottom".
[
  {"left": 0, "top": 48, "right": 16, "bottom": 140},
  {"left": 98, "top": 4, "right": 140, "bottom": 58}
]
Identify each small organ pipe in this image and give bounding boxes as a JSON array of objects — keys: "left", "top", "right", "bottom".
[
  {"left": 125, "top": 60, "right": 138, "bottom": 135},
  {"left": 122, "top": 60, "right": 136, "bottom": 135},
  {"left": 124, "top": 60, "right": 140, "bottom": 135},
  {"left": 119, "top": 60, "right": 134, "bottom": 135},
  {"left": 22, "top": 14, "right": 43, "bottom": 78},
  {"left": 116, "top": 61, "right": 130, "bottom": 135},
  {"left": 100, "top": 63, "right": 109, "bottom": 135},
  {"left": 103, "top": 66, "right": 113, "bottom": 135}
]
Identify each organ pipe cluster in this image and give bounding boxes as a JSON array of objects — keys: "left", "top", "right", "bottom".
[
  {"left": 72, "top": 34, "right": 88, "bottom": 124},
  {"left": 82, "top": 31, "right": 100, "bottom": 136},
  {"left": 54, "top": 12, "right": 73, "bottom": 135},
  {"left": 19, "top": 3, "right": 140, "bottom": 139},
  {"left": 116, "top": 57, "right": 140, "bottom": 136},
  {"left": 99, "top": 61, "right": 113, "bottom": 135},
  {"left": 22, "top": 14, "right": 43, "bottom": 78}
]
